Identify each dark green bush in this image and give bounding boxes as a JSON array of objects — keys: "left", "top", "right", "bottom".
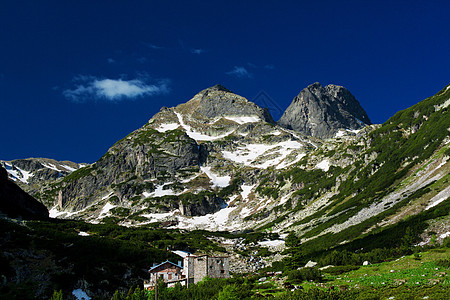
[
  {"left": 286, "top": 267, "right": 322, "bottom": 283},
  {"left": 321, "top": 265, "right": 360, "bottom": 275}
]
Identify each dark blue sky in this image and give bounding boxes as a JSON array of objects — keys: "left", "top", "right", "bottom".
[{"left": 1, "top": 0, "right": 449, "bottom": 163}]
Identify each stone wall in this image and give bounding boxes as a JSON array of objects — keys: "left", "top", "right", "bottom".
[
  {"left": 183, "top": 255, "right": 230, "bottom": 284},
  {"left": 207, "top": 256, "right": 229, "bottom": 279}
]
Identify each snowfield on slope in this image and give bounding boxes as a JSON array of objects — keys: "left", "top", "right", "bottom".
[
  {"left": 174, "top": 111, "right": 234, "bottom": 141},
  {"left": 174, "top": 205, "right": 243, "bottom": 231},
  {"left": 156, "top": 123, "right": 179, "bottom": 132},
  {"left": 223, "top": 116, "right": 261, "bottom": 124},
  {"left": 200, "top": 166, "right": 231, "bottom": 187},
  {"left": 222, "top": 141, "right": 303, "bottom": 168},
  {"left": 315, "top": 159, "right": 330, "bottom": 171},
  {"left": 142, "top": 182, "right": 188, "bottom": 198},
  {"left": 3, "top": 162, "right": 34, "bottom": 183}
]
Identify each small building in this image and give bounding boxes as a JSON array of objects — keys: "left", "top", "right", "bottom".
[
  {"left": 144, "top": 254, "right": 230, "bottom": 289},
  {"left": 144, "top": 260, "right": 185, "bottom": 290}
]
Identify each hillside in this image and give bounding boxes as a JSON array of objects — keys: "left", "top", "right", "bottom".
[{"left": 1, "top": 83, "right": 449, "bottom": 299}]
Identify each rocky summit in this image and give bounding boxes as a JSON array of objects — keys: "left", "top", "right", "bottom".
[
  {"left": 181, "top": 84, "right": 274, "bottom": 123},
  {"left": 278, "top": 82, "right": 372, "bottom": 139}
]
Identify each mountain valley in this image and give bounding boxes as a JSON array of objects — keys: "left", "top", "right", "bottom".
[{"left": 1, "top": 82, "right": 449, "bottom": 299}]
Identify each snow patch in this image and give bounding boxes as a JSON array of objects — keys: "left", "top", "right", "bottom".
[
  {"left": 222, "top": 141, "right": 303, "bottom": 168},
  {"left": 143, "top": 183, "right": 187, "bottom": 197},
  {"left": 258, "top": 240, "right": 285, "bottom": 248},
  {"left": 435, "top": 98, "right": 450, "bottom": 111},
  {"left": 279, "top": 127, "right": 318, "bottom": 148},
  {"left": 49, "top": 206, "right": 66, "bottom": 218},
  {"left": 200, "top": 166, "right": 231, "bottom": 187},
  {"left": 315, "top": 159, "right": 330, "bottom": 171},
  {"left": 335, "top": 130, "right": 346, "bottom": 137},
  {"left": 41, "top": 162, "right": 60, "bottom": 171},
  {"left": 175, "top": 111, "right": 233, "bottom": 141},
  {"left": 72, "top": 289, "right": 90, "bottom": 300},
  {"left": 78, "top": 231, "right": 90, "bottom": 236},
  {"left": 228, "top": 194, "right": 238, "bottom": 202},
  {"left": 224, "top": 116, "right": 261, "bottom": 124},
  {"left": 52, "top": 207, "right": 90, "bottom": 218},
  {"left": 141, "top": 211, "right": 177, "bottom": 222},
  {"left": 335, "top": 129, "right": 360, "bottom": 137},
  {"left": 156, "top": 123, "right": 179, "bottom": 132},
  {"left": 440, "top": 232, "right": 450, "bottom": 239},
  {"left": 98, "top": 202, "right": 116, "bottom": 219},
  {"left": 269, "top": 130, "right": 282, "bottom": 136},
  {"left": 348, "top": 129, "right": 361, "bottom": 134},
  {"left": 3, "top": 163, "right": 34, "bottom": 183},
  {"left": 239, "top": 206, "right": 252, "bottom": 217},
  {"left": 62, "top": 164, "right": 78, "bottom": 172},
  {"left": 278, "top": 194, "right": 290, "bottom": 205},
  {"left": 241, "top": 184, "right": 255, "bottom": 201},
  {"left": 276, "top": 153, "right": 306, "bottom": 169},
  {"left": 425, "top": 185, "right": 450, "bottom": 210},
  {"left": 176, "top": 206, "right": 237, "bottom": 230}
]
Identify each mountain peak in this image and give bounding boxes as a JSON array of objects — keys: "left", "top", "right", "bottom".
[
  {"left": 278, "top": 83, "right": 371, "bottom": 138},
  {"left": 202, "top": 84, "right": 232, "bottom": 93},
  {"left": 177, "top": 85, "right": 274, "bottom": 123},
  {"left": 307, "top": 82, "right": 323, "bottom": 89}
]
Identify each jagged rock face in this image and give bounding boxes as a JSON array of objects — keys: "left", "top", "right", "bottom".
[
  {"left": 59, "top": 127, "right": 202, "bottom": 211},
  {"left": 278, "top": 82, "right": 372, "bottom": 139},
  {"left": 0, "top": 165, "right": 48, "bottom": 220}
]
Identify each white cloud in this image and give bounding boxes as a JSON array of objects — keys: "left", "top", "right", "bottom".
[
  {"left": 226, "top": 66, "right": 252, "bottom": 78},
  {"left": 191, "top": 48, "right": 205, "bottom": 54},
  {"left": 63, "top": 76, "right": 169, "bottom": 102},
  {"left": 146, "top": 43, "right": 164, "bottom": 50}
]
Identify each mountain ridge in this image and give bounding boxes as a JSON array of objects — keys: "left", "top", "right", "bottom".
[{"left": 1, "top": 84, "right": 448, "bottom": 246}]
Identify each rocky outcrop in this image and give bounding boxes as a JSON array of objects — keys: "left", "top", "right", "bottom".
[
  {"left": 0, "top": 165, "right": 48, "bottom": 220},
  {"left": 59, "top": 127, "right": 201, "bottom": 211},
  {"left": 0, "top": 158, "right": 82, "bottom": 185},
  {"left": 180, "top": 84, "right": 274, "bottom": 123},
  {"left": 278, "top": 82, "right": 371, "bottom": 139}
]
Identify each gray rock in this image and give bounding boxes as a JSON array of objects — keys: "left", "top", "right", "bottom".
[
  {"left": 59, "top": 127, "right": 202, "bottom": 211},
  {"left": 192, "top": 85, "right": 274, "bottom": 123},
  {"left": 278, "top": 82, "right": 371, "bottom": 139}
]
